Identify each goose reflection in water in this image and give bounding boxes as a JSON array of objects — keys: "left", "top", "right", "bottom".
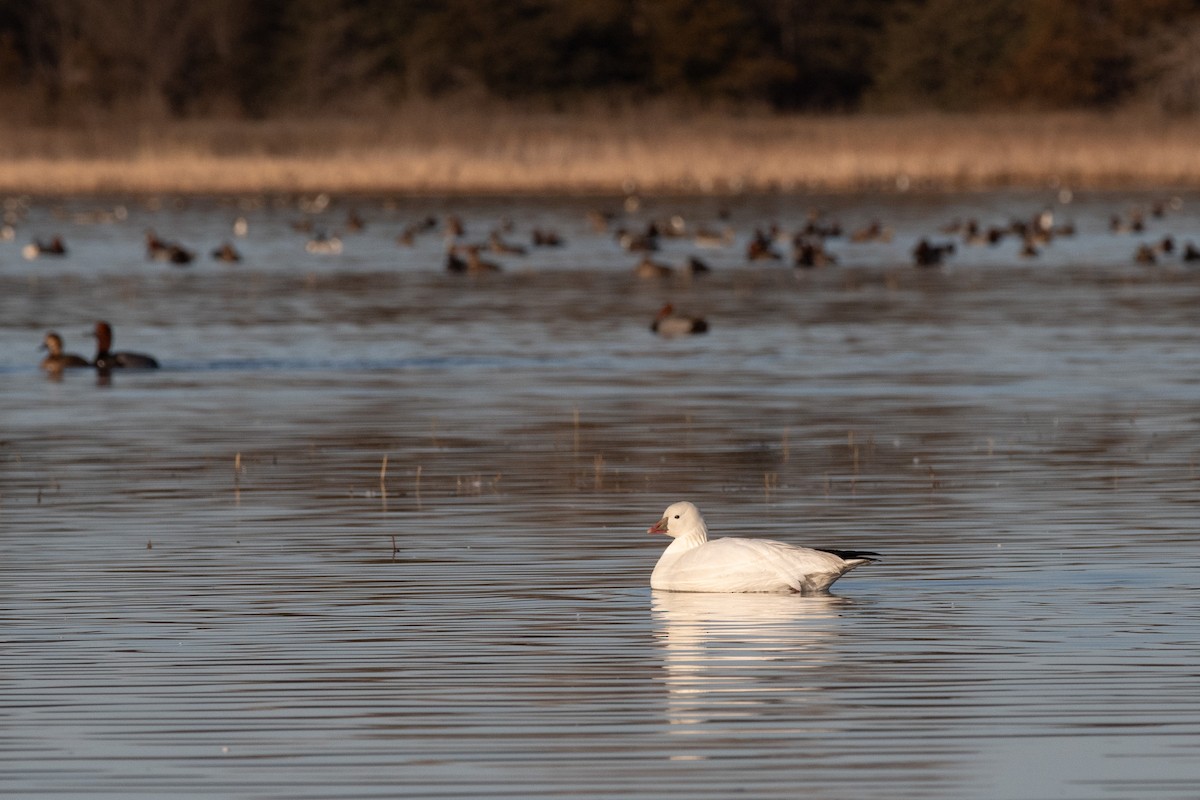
[{"left": 651, "top": 591, "right": 849, "bottom": 741}]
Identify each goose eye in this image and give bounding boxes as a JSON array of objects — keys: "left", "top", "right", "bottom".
[{"left": 673, "top": 514, "right": 680, "bottom": 519}]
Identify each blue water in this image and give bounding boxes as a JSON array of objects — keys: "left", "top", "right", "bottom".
[{"left": 3, "top": 190, "right": 1200, "bottom": 798}]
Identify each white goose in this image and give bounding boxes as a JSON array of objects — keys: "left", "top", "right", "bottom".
[{"left": 649, "top": 501, "right": 877, "bottom": 594}]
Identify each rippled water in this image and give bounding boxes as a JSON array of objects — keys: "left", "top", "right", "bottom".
[{"left": 3, "top": 190, "right": 1200, "bottom": 798}]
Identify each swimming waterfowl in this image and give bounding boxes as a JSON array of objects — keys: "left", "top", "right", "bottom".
[
  {"left": 746, "top": 229, "right": 781, "bottom": 261},
  {"left": 648, "top": 501, "right": 877, "bottom": 593},
  {"left": 298, "top": 193, "right": 330, "bottom": 214},
  {"left": 797, "top": 211, "right": 842, "bottom": 239},
  {"left": 651, "top": 304, "right": 708, "bottom": 337},
  {"left": 40, "top": 331, "right": 90, "bottom": 371},
  {"left": 488, "top": 231, "right": 527, "bottom": 255},
  {"left": 398, "top": 216, "right": 438, "bottom": 246},
  {"left": 145, "top": 230, "right": 194, "bottom": 264},
  {"left": 960, "top": 219, "right": 989, "bottom": 246},
  {"left": 940, "top": 218, "right": 966, "bottom": 235},
  {"left": 72, "top": 206, "right": 127, "bottom": 225},
  {"left": 466, "top": 245, "right": 502, "bottom": 273},
  {"left": 587, "top": 209, "right": 614, "bottom": 232},
  {"left": 1109, "top": 212, "right": 1145, "bottom": 234},
  {"left": 305, "top": 233, "right": 343, "bottom": 255},
  {"left": 618, "top": 227, "right": 659, "bottom": 253},
  {"left": 793, "top": 238, "right": 837, "bottom": 268},
  {"left": 652, "top": 215, "right": 684, "bottom": 238},
  {"left": 91, "top": 321, "right": 159, "bottom": 369},
  {"left": 633, "top": 256, "right": 673, "bottom": 279},
  {"left": 912, "top": 238, "right": 954, "bottom": 267},
  {"left": 23, "top": 236, "right": 67, "bottom": 260},
  {"left": 693, "top": 226, "right": 734, "bottom": 247},
  {"left": 211, "top": 242, "right": 242, "bottom": 262},
  {"left": 531, "top": 228, "right": 564, "bottom": 247},
  {"left": 850, "top": 221, "right": 892, "bottom": 244},
  {"left": 447, "top": 245, "right": 502, "bottom": 274},
  {"left": 445, "top": 247, "right": 468, "bottom": 272}
]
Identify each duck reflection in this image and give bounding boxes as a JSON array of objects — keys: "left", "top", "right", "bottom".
[{"left": 652, "top": 591, "right": 849, "bottom": 738}]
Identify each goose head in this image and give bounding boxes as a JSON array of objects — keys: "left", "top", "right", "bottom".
[{"left": 648, "top": 501, "right": 708, "bottom": 539}]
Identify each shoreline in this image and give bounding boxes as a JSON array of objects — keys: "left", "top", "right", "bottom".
[{"left": 3, "top": 111, "right": 1199, "bottom": 195}]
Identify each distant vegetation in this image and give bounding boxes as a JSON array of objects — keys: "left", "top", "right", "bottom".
[
  {"left": 5, "top": 0, "right": 1200, "bottom": 193},
  {"left": 9, "top": 112, "right": 1200, "bottom": 194},
  {"left": 3, "top": 0, "right": 1200, "bottom": 122}
]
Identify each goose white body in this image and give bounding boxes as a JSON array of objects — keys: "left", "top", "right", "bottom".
[{"left": 649, "top": 501, "right": 876, "bottom": 594}]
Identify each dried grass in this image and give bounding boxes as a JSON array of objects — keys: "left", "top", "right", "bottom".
[{"left": 1, "top": 108, "right": 1198, "bottom": 194}]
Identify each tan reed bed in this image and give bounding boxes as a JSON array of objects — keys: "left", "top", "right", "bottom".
[{"left": 1, "top": 109, "right": 1198, "bottom": 194}]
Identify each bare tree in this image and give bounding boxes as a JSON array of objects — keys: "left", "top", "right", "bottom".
[
  {"left": 1136, "top": 19, "right": 1200, "bottom": 115},
  {"left": 27, "top": 0, "right": 250, "bottom": 119}
]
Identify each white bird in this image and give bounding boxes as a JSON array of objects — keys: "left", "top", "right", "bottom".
[{"left": 648, "top": 501, "right": 877, "bottom": 594}]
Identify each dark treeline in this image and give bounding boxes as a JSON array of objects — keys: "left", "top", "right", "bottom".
[{"left": 3, "top": 0, "right": 1200, "bottom": 121}]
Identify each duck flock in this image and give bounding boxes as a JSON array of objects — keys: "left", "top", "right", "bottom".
[
  {"left": 39, "top": 321, "right": 159, "bottom": 374},
  {"left": 14, "top": 191, "right": 1198, "bottom": 372}
]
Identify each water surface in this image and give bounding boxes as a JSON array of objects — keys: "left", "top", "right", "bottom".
[{"left": 3, "top": 190, "right": 1200, "bottom": 798}]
